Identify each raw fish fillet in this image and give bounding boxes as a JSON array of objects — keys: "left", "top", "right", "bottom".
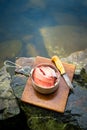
[{"left": 33, "top": 66, "right": 58, "bottom": 87}]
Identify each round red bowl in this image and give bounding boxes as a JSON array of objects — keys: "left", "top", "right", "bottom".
[{"left": 31, "top": 63, "right": 61, "bottom": 94}]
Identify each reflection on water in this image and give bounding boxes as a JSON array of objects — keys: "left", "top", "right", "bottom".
[{"left": 0, "top": 0, "right": 87, "bottom": 68}]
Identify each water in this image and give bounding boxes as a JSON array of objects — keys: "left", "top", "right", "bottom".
[
  {"left": 1, "top": 1, "right": 87, "bottom": 129},
  {"left": 0, "top": 0, "right": 87, "bottom": 67}
]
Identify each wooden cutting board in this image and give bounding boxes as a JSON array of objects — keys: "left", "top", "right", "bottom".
[{"left": 21, "top": 56, "right": 76, "bottom": 113}]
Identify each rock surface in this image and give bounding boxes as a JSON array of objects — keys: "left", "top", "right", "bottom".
[
  {"left": 0, "top": 66, "right": 20, "bottom": 120},
  {"left": 61, "top": 48, "right": 87, "bottom": 75},
  {"left": 0, "top": 49, "right": 87, "bottom": 130}
]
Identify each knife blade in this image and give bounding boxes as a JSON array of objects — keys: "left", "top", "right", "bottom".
[{"left": 51, "top": 55, "right": 74, "bottom": 91}]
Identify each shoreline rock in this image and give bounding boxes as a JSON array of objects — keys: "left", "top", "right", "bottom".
[{"left": 0, "top": 49, "right": 87, "bottom": 130}]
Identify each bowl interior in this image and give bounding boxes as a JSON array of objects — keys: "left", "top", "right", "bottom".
[{"left": 31, "top": 63, "right": 60, "bottom": 94}]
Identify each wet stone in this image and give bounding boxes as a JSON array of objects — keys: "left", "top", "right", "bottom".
[
  {"left": 0, "top": 66, "right": 20, "bottom": 120},
  {"left": 0, "top": 49, "right": 87, "bottom": 130},
  {"left": 13, "top": 54, "right": 87, "bottom": 130}
]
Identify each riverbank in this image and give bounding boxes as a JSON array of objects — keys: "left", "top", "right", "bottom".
[{"left": 0, "top": 49, "right": 87, "bottom": 130}]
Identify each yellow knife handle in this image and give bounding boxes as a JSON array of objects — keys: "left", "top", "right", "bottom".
[{"left": 51, "top": 55, "right": 65, "bottom": 75}]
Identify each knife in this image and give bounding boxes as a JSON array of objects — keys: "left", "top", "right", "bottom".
[{"left": 51, "top": 55, "right": 74, "bottom": 91}]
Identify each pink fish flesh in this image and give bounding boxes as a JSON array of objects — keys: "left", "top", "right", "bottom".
[{"left": 33, "top": 66, "right": 59, "bottom": 87}]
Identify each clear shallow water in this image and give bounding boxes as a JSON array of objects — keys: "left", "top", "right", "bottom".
[
  {"left": 0, "top": 1, "right": 87, "bottom": 129},
  {"left": 0, "top": 0, "right": 87, "bottom": 67}
]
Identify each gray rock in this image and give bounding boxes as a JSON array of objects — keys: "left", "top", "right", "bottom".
[
  {"left": 61, "top": 49, "right": 87, "bottom": 75},
  {"left": 0, "top": 66, "right": 20, "bottom": 120},
  {"left": 13, "top": 54, "right": 87, "bottom": 130},
  {"left": 0, "top": 49, "right": 87, "bottom": 129}
]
